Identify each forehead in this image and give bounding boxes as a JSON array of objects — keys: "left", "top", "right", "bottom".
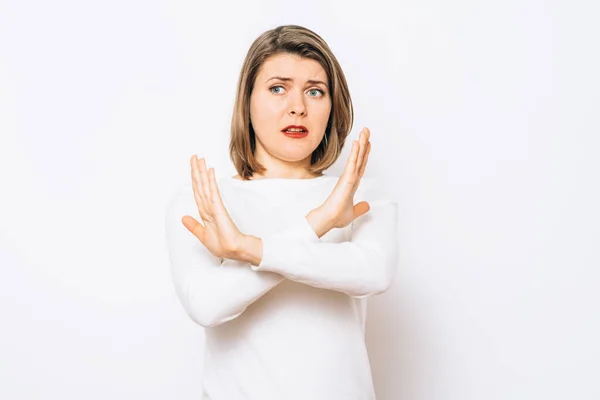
[{"left": 257, "top": 53, "right": 327, "bottom": 82}]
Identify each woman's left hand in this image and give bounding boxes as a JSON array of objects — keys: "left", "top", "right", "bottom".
[{"left": 317, "top": 127, "right": 372, "bottom": 230}]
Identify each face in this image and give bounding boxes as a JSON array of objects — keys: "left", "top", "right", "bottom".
[{"left": 249, "top": 53, "right": 332, "bottom": 175}]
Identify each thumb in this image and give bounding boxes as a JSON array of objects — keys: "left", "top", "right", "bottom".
[
  {"left": 353, "top": 201, "right": 370, "bottom": 219},
  {"left": 181, "top": 215, "right": 205, "bottom": 241}
]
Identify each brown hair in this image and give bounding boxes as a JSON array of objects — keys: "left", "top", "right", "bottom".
[{"left": 229, "top": 25, "right": 354, "bottom": 180}]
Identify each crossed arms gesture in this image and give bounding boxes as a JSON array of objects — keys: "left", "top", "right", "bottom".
[{"left": 181, "top": 128, "right": 372, "bottom": 265}]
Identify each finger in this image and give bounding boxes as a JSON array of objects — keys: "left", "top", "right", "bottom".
[
  {"left": 198, "top": 158, "right": 214, "bottom": 220},
  {"left": 353, "top": 201, "right": 371, "bottom": 219},
  {"left": 198, "top": 157, "right": 210, "bottom": 202},
  {"left": 190, "top": 156, "right": 209, "bottom": 220},
  {"left": 207, "top": 168, "right": 226, "bottom": 214},
  {"left": 351, "top": 141, "right": 371, "bottom": 196},
  {"left": 343, "top": 140, "right": 359, "bottom": 184},
  {"left": 181, "top": 215, "right": 206, "bottom": 243},
  {"left": 355, "top": 128, "right": 369, "bottom": 174},
  {"left": 357, "top": 141, "right": 371, "bottom": 179},
  {"left": 190, "top": 155, "right": 206, "bottom": 219}
]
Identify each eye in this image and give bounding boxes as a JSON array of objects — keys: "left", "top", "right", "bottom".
[
  {"left": 270, "top": 85, "right": 285, "bottom": 94},
  {"left": 307, "top": 89, "right": 325, "bottom": 98}
]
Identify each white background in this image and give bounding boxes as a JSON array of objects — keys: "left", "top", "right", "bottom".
[{"left": 1, "top": 0, "right": 599, "bottom": 399}]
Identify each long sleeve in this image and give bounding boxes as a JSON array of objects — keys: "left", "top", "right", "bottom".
[
  {"left": 164, "top": 184, "right": 320, "bottom": 328},
  {"left": 250, "top": 178, "right": 399, "bottom": 298}
]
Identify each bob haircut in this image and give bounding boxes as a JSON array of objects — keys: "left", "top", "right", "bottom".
[{"left": 229, "top": 24, "right": 354, "bottom": 180}]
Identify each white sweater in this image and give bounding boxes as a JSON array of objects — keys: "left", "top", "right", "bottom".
[{"left": 164, "top": 174, "right": 399, "bottom": 400}]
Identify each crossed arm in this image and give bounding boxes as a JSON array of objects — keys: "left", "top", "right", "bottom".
[{"left": 164, "top": 180, "right": 399, "bottom": 328}]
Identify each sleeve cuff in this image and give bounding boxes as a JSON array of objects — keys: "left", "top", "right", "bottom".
[{"left": 250, "top": 214, "right": 320, "bottom": 271}]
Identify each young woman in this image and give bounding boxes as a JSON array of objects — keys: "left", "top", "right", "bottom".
[{"left": 165, "top": 24, "right": 399, "bottom": 400}]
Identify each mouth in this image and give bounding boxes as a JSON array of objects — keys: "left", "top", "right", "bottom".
[{"left": 281, "top": 125, "right": 309, "bottom": 138}]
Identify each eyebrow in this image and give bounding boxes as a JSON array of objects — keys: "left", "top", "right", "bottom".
[{"left": 265, "top": 76, "right": 329, "bottom": 88}]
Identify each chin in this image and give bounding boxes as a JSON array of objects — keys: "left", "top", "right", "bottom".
[
  {"left": 275, "top": 147, "right": 313, "bottom": 161},
  {"left": 269, "top": 138, "right": 318, "bottom": 159},
  {"left": 278, "top": 153, "right": 313, "bottom": 163}
]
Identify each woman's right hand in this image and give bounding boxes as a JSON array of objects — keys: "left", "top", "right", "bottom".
[{"left": 181, "top": 155, "right": 245, "bottom": 259}]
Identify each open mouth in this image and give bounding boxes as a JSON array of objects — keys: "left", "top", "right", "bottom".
[{"left": 281, "top": 125, "right": 309, "bottom": 137}]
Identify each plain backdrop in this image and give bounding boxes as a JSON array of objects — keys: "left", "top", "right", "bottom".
[{"left": 1, "top": 0, "right": 599, "bottom": 399}]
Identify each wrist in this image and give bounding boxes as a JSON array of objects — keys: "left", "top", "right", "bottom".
[
  {"left": 306, "top": 207, "right": 334, "bottom": 238},
  {"left": 234, "top": 234, "right": 263, "bottom": 266}
]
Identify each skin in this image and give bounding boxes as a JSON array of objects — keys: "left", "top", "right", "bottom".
[{"left": 181, "top": 53, "right": 372, "bottom": 264}]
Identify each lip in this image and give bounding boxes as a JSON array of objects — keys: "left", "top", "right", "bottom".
[{"left": 281, "top": 125, "right": 309, "bottom": 134}]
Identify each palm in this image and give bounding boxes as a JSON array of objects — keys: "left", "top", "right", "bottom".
[
  {"left": 324, "top": 188, "right": 359, "bottom": 228},
  {"left": 191, "top": 217, "right": 226, "bottom": 256},
  {"left": 181, "top": 156, "right": 244, "bottom": 259},
  {"left": 207, "top": 213, "right": 242, "bottom": 254},
  {"left": 322, "top": 128, "right": 372, "bottom": 229}
]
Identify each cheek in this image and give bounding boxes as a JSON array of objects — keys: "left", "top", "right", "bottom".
[
  {"left": 251, "top": 93, "right": 283, "bottom": 123},
  {"left": 313, "top": 102, "right": 332, "bottom": 125}
]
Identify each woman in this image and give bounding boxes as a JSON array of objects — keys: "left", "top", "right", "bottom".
[{"left": 165, "top": 24, "right": 399, "bottom": 400}]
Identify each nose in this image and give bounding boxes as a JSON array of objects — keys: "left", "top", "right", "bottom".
[{"left": 288, "top": 91, "right": 306, "bottom": 117}]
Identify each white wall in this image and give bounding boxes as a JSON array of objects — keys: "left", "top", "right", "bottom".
[{"left": 1, "top": 0, "right": 598, "bottom": 399}]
